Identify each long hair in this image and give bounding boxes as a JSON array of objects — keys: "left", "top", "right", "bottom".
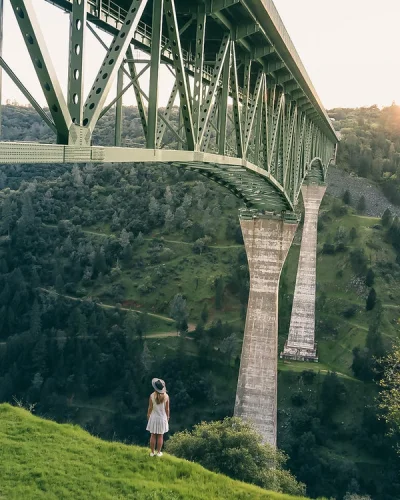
[{"left": 155, "top": 392, "right": 166, "bottom": 405}]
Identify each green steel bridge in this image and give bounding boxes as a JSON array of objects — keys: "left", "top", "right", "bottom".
[{"left": 0, "top": 0, "right": 338, "bottom": 215}]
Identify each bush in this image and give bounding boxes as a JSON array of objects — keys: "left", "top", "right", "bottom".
[
  {"left": 366, "top": 288, "right": 377, "bottom": 311},
  {"left": 322, "top": 243, "right": 336, "bottom": 255},
  {"left": 301, "top": 370, "right": 317, "bottom": 385},
  {"left": 165, "top": 417, "right": 305, "bottom": 496},
  {"left": 291, "top": 391, "right": 307, "bottom": 407},
  {"left": 365, "top": 268, "right": 375, "bottom": 287},
  {"left": 343, "top": 305, "right": 357, "bottom": 318}
]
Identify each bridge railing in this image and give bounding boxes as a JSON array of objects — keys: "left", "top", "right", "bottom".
[{"left": 85, "top": 0, "right": 215, "bottom": 81}]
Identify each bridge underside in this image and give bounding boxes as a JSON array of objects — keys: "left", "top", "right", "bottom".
[{"left": 0, "top": 0, "right": 337, "bottom": 213}]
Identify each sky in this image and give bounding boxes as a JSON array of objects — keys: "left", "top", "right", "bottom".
[{"left": 1, "top": 0, "right": 400, "bottom": 110}]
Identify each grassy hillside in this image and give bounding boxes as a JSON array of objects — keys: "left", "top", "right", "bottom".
[{"left": 0, "top": 404, "right": 312, "bottom": 500}]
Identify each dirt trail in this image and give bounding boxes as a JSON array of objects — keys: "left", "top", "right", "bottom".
[{"left": 38, "top": 288, "right": 174, "bottom": 323}]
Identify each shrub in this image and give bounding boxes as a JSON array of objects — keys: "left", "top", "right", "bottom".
[
  {"left": 301, "top": 370, "right": 317, "bottom": 385},
  {"left": 291, "top": 391, "right": 307, "bottom": 407},
  {"left": 366, "top": 288, "right": 377, "bottom": 311},
  {"left": 343, "top": 305, "right": 357, "bottom": 318},
  {"left": 165, "top": 417, "right": 305, "bottom": 496}
]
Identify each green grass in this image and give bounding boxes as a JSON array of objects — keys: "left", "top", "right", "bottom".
[{"left": 0, "top": 404, "right": 313, "bottom": 500}]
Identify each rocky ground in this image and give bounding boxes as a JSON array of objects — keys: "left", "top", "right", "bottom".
[{"left": 326, "top": 166, "right": 400, "bottom": 217}]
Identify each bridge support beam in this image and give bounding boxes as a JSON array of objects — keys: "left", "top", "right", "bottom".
[
  {"left": 235, "top": 214, "right": 298, "bottom": 446},
  {"left": 281, "top": 183, "right": 326, "bottom": 362}
]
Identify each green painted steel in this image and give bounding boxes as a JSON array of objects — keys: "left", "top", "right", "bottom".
[
  {"left": 1, "top": 0, "right": 338, "bottom": 213},
  {"left": 68, "top": 0, "right": 87, "bottom": 126},
  {"left": 10, "top": 0, "right": 72, "bottom": 143},
  {"left": 146, "top": 0, "right": 163, "bottom": 148},
  {"left": 114, "top": 65, "right": 124, "bottom": 146},
  {"left": 0, "top": 0, "right": 3, "bottom": 135}
]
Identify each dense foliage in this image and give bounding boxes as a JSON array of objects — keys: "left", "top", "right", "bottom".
[
  {"left": 330, "top": 104, "right": 400, "bottom": 205},
  {"left": 379, "top": 344, "right": 400, "bottom": 449}
]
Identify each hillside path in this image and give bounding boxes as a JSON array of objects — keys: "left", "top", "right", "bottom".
[
  {"left": 38, "top": 288, "right": 174, "bottom": 323},
  {"left": 42, "top": 224, "right": 242, "bottom": 249}
]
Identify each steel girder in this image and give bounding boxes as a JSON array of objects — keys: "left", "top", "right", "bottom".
[{"left": 1, "top": 0, "right": 337, "bottom": 213}]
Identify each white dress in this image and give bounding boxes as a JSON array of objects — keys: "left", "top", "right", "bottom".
[{"left": 146, "top": 393, "right": 169, "bottom": 434}]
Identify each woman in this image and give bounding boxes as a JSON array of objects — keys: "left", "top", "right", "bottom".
[{"left": 146, "top": 378, "right": 170, "bottom": 457}]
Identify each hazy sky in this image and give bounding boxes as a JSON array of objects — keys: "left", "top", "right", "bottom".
[{"left": 2, "top": 0, "right": 400, "bottom": 110}]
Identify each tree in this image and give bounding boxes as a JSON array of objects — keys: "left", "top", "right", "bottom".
[
  {"left": 379, "top": 344, "right": 400, "bottom": 451},
  {"left": 219, "top": 333, "right": 239, "bottom": 365},
  {"left": 72, "top": 164, "right": 83, "bottom": 187},
  {"left": 357, "top": 195, "right": 366, "bottom": 213},
  {"left": 170, "top": 294, "right": 188, "bottom": 333},
  {"left": 343, "top": 495, "right": 372, "bottom": 500},
  {"left": 201, "top": 303, "right": 209, "bottom": 324},
  {"left": 381, "top": 208, "right": 392, "bottom": 227},
  {"left": 215, "top": 277, "right": 224, "bottom": 310},
  {"left": 350, "top": 227, "right": 358, "bottom": 241},
  {"left": 55, "top": 274, "right": 64, "bottom": 293},
  {"left": 1, "top": 197, "right": 13, "bottom": 235},
  {"left": 30, "top": 300, "right": 42, "bottom": 337},
  {"left": 141, "top": 342, "right": 154, "bottom": 373},
  {"left": 20, "top": 192, "right": 35, "bottom": 227},
  {"left": 174, "top": 206, "right": 186, "bottom": 228},
  {"left": 342, "top": 189, "right": 351, "bottom": 205},
  {"left": 366, "top": 288, "right": 377, "bottom": 311},
  {"left": 365, "top": 268, "right": 375, "bottom": 287},
  {"left": 366, "top": 322, "right": 385, "bottom": 360},
  {"left": 165, "top": 418, "right": 305, "bottom": 496},
  {"left": 164, "top": 208, "right": 174, "bottom": 231},
  {"left": 120, "top": 228, "right": 130, "bottom": 248},
  {"left": 320, "top": 372, "right": 346, "bottom": 418},
  {"left": 164, "top": 185, "right": 173, "bottom": 205}
]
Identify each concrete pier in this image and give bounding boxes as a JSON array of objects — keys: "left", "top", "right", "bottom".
[
  {"left": 234, "top": 215, "right": 298, "bottom": 446},
  {"left": 281, "top": 184, "right": 326, "bottom": 362}
]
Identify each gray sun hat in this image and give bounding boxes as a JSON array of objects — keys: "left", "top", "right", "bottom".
[{"left": 152, "top": 378, "right": 167, "bottom": 393}]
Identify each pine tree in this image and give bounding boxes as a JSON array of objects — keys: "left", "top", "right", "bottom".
[
  {"left": 366, "top": 288, "right": 377, "bottom": 311},
  {"left": 20, "top": 192, "right": 35, "bottom": 226},
  {"left": 72, "top": 164, "right": 83, "bottom": 187},
  {"left": 164, "top": 208, "right": 175, "bottom": 231},
  {"left": 141, "top": 342, "right": 154, "bottom": 373},
  {"left": 365, "top": 268, "right": 375, "bottom": 287},
  {"left": 342, "top": 189, "right": 351, "bottom": 205},
  {"left": 1, "top": 197, "right": 13, "bottom": 235},
  {"left": 381, "top": 208, "right": 392, "bottom": 227},
  {"left": 120, "top": 228, "right": 130, "bottom": 248},
  {"left": 357, "top": 195, "right": 366, "bottom": 213},
  {"left": 215, "top": 277, "right": 224, "bottom": 310},
  {"left": 164, "top": 185, "right": 173, "bottom": 205},
  {"left": 170, "top": 294, "right": 188, "bottom": 333},
  {"left": 30, "top": 300, "right": 42, "bottom": 337},
  {"left": 55, "top": 274, "right": 64, "bottom": 293},
  {"left": 366, "top": 323, "right": 385, "bottom": 359}
]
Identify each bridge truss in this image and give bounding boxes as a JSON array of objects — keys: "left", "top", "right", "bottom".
[{"left": 0, "top": 0, "right": 337, "bottom": 213}]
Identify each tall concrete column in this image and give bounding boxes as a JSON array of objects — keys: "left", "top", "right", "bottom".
[
  {"left": 235, "top": 215, "right": 298, "bottom": 446},
  {"left": 281, "top": 183, "right": 326, "bottom": 362}
]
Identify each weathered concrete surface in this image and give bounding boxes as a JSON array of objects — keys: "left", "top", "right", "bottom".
[
  {"left": 281, "top": 184, "right": 326, "bottom": 361},
  {"left": 235, "top": 216, "right": 298, "bottom": 446}
]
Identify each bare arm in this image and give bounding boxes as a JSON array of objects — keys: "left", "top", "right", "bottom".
[
  {"left": 147, "top": 395, "right": 153, "bottom": 420},
  {"left": 165, "top": 396, "right": 170, "bottom": 420}
]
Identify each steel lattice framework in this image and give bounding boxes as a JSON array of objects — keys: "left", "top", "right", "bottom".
[{"left": 0, "top": 0, "right": 338, "bottom": 213}]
